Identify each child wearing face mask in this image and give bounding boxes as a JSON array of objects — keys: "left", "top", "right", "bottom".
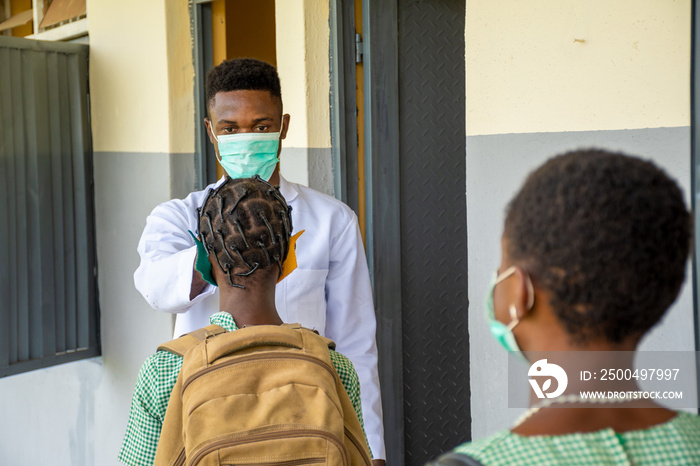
[{"left": 427, "top": 149, "right": 700, "bottom": 466}]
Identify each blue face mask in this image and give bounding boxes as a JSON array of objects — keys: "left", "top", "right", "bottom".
[
  {"left": 213, "top": 131, "right": 280, "bottom": 181},
  {"left": 485, "top": 266, "right": 533, "bottom": 361}
]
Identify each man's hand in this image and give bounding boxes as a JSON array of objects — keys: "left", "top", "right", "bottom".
[{"left": 372, "top": 460, "right": 386, "bottom": 466}]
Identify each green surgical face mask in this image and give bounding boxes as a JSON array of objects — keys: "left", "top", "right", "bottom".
[
  {"left": 214, "top": 132, "right": 280, "bottom": 181},
  {"left": 485, "top": 266, "right": 529, "bottom": 361}
]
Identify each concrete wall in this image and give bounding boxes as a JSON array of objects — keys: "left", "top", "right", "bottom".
[{"left": 465, "top": 0, "right": 695, "bottom": 438}]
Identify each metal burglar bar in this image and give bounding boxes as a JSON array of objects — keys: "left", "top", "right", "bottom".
[{"left": 0, "top": 36, "right": 99, "bottom": 378}]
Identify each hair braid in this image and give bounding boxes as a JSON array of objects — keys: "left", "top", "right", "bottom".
[{"left": 198, "top": 176, "right": 292, "bottom": 289}]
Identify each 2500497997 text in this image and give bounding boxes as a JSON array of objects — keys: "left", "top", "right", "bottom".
[{"left": 579, "top": 369, "right": 680, "bottom": 381}]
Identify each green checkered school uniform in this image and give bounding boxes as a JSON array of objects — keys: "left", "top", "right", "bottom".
[
  {"left": 452, "top": 411, "right": 700, "bottom": 465},
  {"left": 118, "top": 312, "right": 369, "bottom": 466}
]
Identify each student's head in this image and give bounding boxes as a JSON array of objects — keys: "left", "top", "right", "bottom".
[
  {"left": 197, "top": 176, "right": 293, "bottom": 289},
  {"left": 497, "top": 149, "right": 691, "bottom": 347},
  {"left": 204, "top": 58, "right": 290, "bottom": 184}
]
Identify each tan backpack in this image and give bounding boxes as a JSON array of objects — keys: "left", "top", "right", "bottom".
[{"left": 153, "top": 323, "right": 373, "bottom": 466}]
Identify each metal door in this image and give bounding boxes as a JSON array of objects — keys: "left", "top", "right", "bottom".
[{"left": 360, "top": 0, "right": 469, "bottom": 463}]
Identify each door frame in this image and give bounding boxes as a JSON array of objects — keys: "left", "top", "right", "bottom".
[
  {"left": 361, "top": 0, "right": 406, "bottom": 462},
  {"left": 330, "top": 0, "right": 406, "bottom": 462},
  {"left": 192, "top": 0, "right": 217, "bottom": 190},
  {"left": 690, "top": 0, "right": 700, "bottom": 376},
  {"left": 329, "top": 0, "right": 359, "bottom": 214}
]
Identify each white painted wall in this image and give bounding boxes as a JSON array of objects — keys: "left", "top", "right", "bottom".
[{"left": 465, "top": 0, "right": 690, "bottom": 135}]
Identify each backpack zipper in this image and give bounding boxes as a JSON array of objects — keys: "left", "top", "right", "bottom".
[
  {"left": 182, "top": 353, "right": 337, "bottom": 392},
  {"left": 344, "top": 426, "right": 373, "bottom": 465},
  {"left": 173, "top": 447, "right": 186, "bottom": 466},
  {"left": 224, "top": 457, "right": 324, "bottom": 466},
  {"left": 188, "top": 428, "right": 350, "bottom": 466}
]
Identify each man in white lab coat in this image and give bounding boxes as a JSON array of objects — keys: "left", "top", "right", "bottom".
[{"left": 134, "top": 58, "right": 385, "bottom": 463}]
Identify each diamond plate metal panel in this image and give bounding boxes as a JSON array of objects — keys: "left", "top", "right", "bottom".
[{"left": 397, "top": 0, "right": 469, "bottom": 463}]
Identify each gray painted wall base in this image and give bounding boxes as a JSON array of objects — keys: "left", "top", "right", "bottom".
[
  {"left": 169, "top": 153, "right": 196, "bottom": 200},
  {"left": 466, "top": 126, "right": 696, "bottom": 439},
  {"left": 281, "top": 147, "right": 334, "bottom": 197},
  {"left": 94, "top": 151, "right": 186, "bottom": 464}
]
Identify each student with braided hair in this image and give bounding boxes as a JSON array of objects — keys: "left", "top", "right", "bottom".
[
  {"left": 195, "top": 175, "right": 294, "bottom": 293},
  {"left": 119, "top": 176, "right": 371, "bottom": 466},
  {"left": 133, "top": 58, "right": 385, "bottom": 463}
]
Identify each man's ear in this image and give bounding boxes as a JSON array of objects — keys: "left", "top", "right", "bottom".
[
  {"left": 205, "top": 118, "right": 217, "bottom": 145},
  {"left": 280, "top": 114, "right": 290, "bottom": 139}
]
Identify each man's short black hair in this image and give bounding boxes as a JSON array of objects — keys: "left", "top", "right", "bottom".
[
  {"left": 205, "top": 58, "right": 282, "bottom": 113},
  {"left": 504, "top": 149, "right": 691, "bottom": 344},
  {"left": 198, "top": 176, "right": 292, "bottom": 289}
]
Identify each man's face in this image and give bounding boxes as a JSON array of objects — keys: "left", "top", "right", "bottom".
[{"left": 205, "top": 90, "right": 290, "bottom": 183}]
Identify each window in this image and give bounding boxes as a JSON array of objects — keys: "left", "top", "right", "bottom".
[
  {"left": 0, "top": 35, "right": 99, "bottom": 377},
  {"left": 0, "top": 0, "right": 87, "bottom": 42}
]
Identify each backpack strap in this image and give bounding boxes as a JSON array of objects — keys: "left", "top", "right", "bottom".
[
  {"left": 281, "top": 323, "right": 337, "bottom": 350},
  {"left": 157, "top": 324, "right": 227, "bottom": 357},
  {"left": 204, "top": 324, "right": 338, "bottom": 362},
  {"left": 424, "top": 452, "right": 485, "bottom": 466}
]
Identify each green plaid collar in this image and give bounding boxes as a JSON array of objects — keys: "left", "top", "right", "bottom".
[{"left": 209, "top": 312, "right": 238, "bottom": 332}]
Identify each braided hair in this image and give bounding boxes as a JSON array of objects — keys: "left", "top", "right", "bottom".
[
  {"left": 504, "top": 149, "right": 691, "bottom": 344},
  {"left": 197, "top": 175, "right": 293, "bottom": 289}
]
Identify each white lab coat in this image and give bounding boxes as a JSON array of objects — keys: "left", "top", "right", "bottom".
[{"left": 134, "top": 175, "right": 385, "bottom": 459}]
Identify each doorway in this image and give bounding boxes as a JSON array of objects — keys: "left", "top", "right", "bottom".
[
  {"left": 332, "top": 1, "right": 470, "bottom": 463},
  {"left": 192, "top": 0, "right": 276, "bottom": 188}
]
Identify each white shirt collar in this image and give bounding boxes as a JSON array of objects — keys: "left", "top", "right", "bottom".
[
  {"left": 212, "top": 176, "right": 227, "bottom": 189},
  {"left": 277, "top": 174, "right": 299, "bottom": 203}
]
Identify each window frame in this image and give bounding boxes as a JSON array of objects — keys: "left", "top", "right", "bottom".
[{"left": 0, "top": 0, "right": 87, "bottom": 42}]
